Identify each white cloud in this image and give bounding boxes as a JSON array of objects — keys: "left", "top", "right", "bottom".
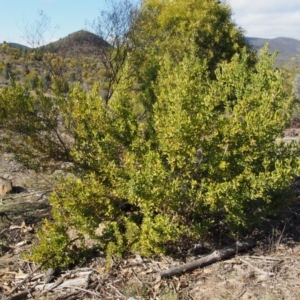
[{"left": 225, "top": 0, "right": 300, "bottom": 39}]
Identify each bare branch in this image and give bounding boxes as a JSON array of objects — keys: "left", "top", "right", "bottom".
[
  {"left": 87, "top": 0, "right": 139, "bottom": 103},
  {"left": 21, "top": 10, "right": 59, "bottom": 49}
]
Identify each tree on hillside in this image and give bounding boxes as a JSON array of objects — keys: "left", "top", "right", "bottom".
[
  {"left": 89, "top": 0, "right": 139, "bottom": 103},
  {"left": 2, "top": 62, "right": 12, "bottom": 80},
  {"left": 0, "top": 0, "right": 299, "bottom": 269},
  {"left": 22, "top": 10, "right": 70, "bottom": 94}
]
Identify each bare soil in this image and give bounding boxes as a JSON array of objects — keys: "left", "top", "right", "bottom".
[{"left": 1, "top": 131, "right": 300, "bottom": 299}]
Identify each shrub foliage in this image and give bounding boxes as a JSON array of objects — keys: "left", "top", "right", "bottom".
[
  {"left": 27, "top": 47, "right": 300, "bottom": 267},
  {"left": 0, "top": 0, "right": 299, "bottom": 268}
]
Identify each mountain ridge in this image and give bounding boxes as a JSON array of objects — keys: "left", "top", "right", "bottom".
[
  {"left": 44, "top": 30, "right": 110, "bottom": 55},
  {"left": 1, "top": 30, "right": 300, "bottom": 64},
  {"left": 246, "top": 36, "right": 300, "bottom": 65}
]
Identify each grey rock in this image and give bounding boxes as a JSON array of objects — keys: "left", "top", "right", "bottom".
[{"left": 44, "top": 268, "right": 56, "bottom": 283}]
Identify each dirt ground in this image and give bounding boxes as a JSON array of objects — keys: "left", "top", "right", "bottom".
[{"left": 1, "top": 133, "right": 300, "bottom": 299}]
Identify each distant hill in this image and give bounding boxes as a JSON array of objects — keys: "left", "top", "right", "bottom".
[
  {"left": 247, "top": 37, "right": 300, "bottom": 66},
  {"left": 2, "top": 30, "right": 300, "bottom": 66},
  {"left": 0, "top": 42, "right": 31, "bottom": 50},
  {"left": 44, "top": 30, "right": 110, "bottom": 56},
  {"left": 1, "top": 30, "right": 109, "bottom": 55},
  {"left": 40, "top": 33, "right": 300, "bottom": 65}
]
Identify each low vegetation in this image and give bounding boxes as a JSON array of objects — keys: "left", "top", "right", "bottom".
[{"left": 0, "top": 0, "right": 300, "bottom": 272}]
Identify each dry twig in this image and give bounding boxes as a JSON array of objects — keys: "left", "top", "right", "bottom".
[{"left": 238, "top": 258, "right": 275, "bottom": 276}]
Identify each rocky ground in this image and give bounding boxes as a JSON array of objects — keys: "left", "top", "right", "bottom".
[{"left": 1, "top": 135, "right": 300, "bottom": 299}]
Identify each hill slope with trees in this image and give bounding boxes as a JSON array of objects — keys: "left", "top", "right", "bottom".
[
  {"left": 2, "top": 32, "right": 300, "bottom": 66},
  {"left": 247, "top": 36, "right": 300, "bottom": 66}
]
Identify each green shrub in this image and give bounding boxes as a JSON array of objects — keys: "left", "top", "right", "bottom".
[
  {"left": 1, "top": 0, "right": 300, "bottom": 269},
  {"left": 24, "top": 71, "right": 39, "bottom": 89},
  {"left": 28, "top": 47, "right": 300, "bottom": 268}
]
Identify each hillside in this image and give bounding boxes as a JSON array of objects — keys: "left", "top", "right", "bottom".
[
  {"left": 2, "top": 30, "right": 300, "bottom": 66},
  {"left": 1, "top": 30, "right": 300, "bottom": 95},
  {"left": 0, "top": 30, "right": 110, "bottom": 55},
  {"left": 247, "top": 37, "right": 300, "bottom": 66},
  {"left": 0, "top": 30, "right": 112, "bottom": 92},
  {"left": 44, "top": 30, "right": 110, "bottom": 56},
  {"left": 42, "top": 32, "right": 300, "bottom": 65},
  {"left": 0, "top": 42, "right": 31, "bottom": 50}
]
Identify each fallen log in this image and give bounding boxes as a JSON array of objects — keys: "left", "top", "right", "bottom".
[
  {"left": 160, "top": 239, "right": 254, "bottom": 278},
  {"left": 35, "top": 276, "right": 90, "bottom": 291}
]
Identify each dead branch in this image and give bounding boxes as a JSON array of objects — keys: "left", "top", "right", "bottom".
[
  {"left": 14, "top": 241, "right": 28, "bottom": 247},
  {"left": 160, "top": 239, "right": 255, "bottom": 279},
  {"left": 243, "top": 255, "right": 284, "bottom": 261},
  {"left": 238, "top": 258, "right": 275, "bottom": 276},
  {"left": 3, "top": 290, "right": 33, "bottom": 300},
  {"left": 3, "top": 264, "right": 44, "bottom": 298},
  {"left": 56, "top": 285, "right": 102, "bottom": 298},
  {"left": 35, "top": 277, "right": 89, "bottom": 291},
  {"left": 0, "top": 227, "right": 9, "bottom": 236},
  {"left": 106, "top": 283, "right": 127, "bottom": 299}
]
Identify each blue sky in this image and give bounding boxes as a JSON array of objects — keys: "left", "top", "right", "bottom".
[
  {"left": 0, "top": 0, "right": 134, "bottom": 45},
  {"left": 0, "top": 0, "right": 299, "bottom": 46}
]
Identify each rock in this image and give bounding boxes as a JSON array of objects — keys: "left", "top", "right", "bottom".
[
  {"left": 44, "top": 268, "right": 57, "bottom": 283},
  {"left": 0, "top": 176, "right": 12, "bottom": 198}
]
